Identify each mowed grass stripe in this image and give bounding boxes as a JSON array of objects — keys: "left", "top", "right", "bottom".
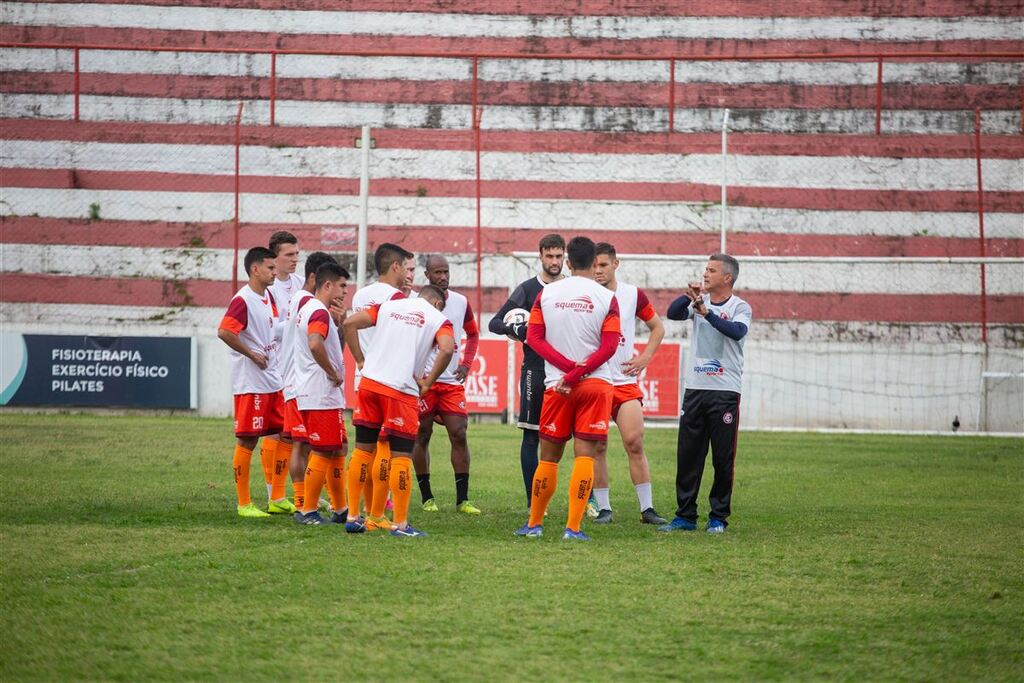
[{"left": 0, "top": 414, "right": 1020, "bottom": 681}]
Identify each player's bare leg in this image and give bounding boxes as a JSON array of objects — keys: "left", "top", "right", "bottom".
[{"left": 615, "top": 399, "right": 667, "bottom": 525}]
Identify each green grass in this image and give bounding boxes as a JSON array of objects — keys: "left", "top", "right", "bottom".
[{"left": 0, "top": 414, "right": 1021, "bottom": 681}]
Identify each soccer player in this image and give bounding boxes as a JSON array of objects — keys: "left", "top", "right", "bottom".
[
  {"left": 661, "top": 254, "right": 752, "bottom": 534},
  {"left": 342, "top": 285, "right": 455, "bottom": 537},
  {"left": 280, "top": 251, "right": 345, "bottom": 517},
  {"left": 293, "top": 262, "right": 356, "bottom": 527},
  {"left": 349, "top": 243, "right": 412, "bottom": 520},
  {"left": 590, "top": 242, "right": 669, "bottom": 526},
  {"left": 256, "top": 230, "right": 304, "bottom": 514},
  {"left": 488, "top": 233, "right": 565, "bottom": 510},
  {"left": 410, "top": 255, "right": 481, "bottom": 514},
  {"left": 515, "top": 236, "right": 621, "bottom": 541},
  {"left": 216, "top": 246, "right": 285, "bottom": 518}
]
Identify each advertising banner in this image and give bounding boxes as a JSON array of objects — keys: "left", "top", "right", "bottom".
[{"left": 0, "top": 333, "right": 195, "bottom": 408}]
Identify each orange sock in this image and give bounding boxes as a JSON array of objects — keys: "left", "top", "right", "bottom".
[
  {"left": 565, "top": 456, "right": 595, "bottom": 533},
  {"left": 346, "top": 448, "right": 375, "bottom": 518},
  {"left": 528, "top": 460, "right": 559, "bottom": 527},
  {"left": 270, "top": 438, "right": 291, "bottom": 501},
  {"left": 369, "top": 441, "right": 392, "bottom": 518},
  {"left": 303, "top": 453, "right": 330, "bottom": 514},
  {"left": 259, "top": 437, "right": 276, "bottom": 490},
  {"left": 389, "top": 457, "right": 413, "bottom": 527},
  {"left": 293, "top": 480, "right": 305, "bottom": 511},
  {"left": 232, "top": 444, "right": 253, "bottom": 506},
  {"left": 326, "top": 458, "right": 346, "bottom": 512}
]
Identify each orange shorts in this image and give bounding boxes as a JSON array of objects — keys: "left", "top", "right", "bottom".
[
  {"left": 611, "top": 383, "right": 644, "bottom": 420},
  {"left": 283, "top": 398, "right": 308, "bottom": 442},
  {"left": 352, "top": 377, "right": 419, "bottom": 440},
  {"left": 233, "top": 391, "right": 284, "bottom": 438},
  {"left": 418, "top": 382, "right": 468, "bottom": 418},
  {"left": 302, "top": 408, "right": 348, "bottom": 451},
  {"left": 538, "top": 378, "right": 613, "bottom": 444}
]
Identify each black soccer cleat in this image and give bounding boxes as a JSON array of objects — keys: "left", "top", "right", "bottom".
[
  {"left": 594, "top": 509, "right": 613, "bottom": 524},
  {"left": 640, "top": 508, "right": 668, "bottom": 525}
]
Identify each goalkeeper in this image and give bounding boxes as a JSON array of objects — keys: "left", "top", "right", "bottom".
[{"left": 488, "top": 233, "right": 566, "bottom": 510}]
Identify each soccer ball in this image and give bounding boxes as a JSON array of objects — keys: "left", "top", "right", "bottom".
[{"left": 502, "top": 308, "right": 530, "bottom": 341}]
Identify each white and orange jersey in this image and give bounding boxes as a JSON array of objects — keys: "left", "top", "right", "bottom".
[
  {"left": 423, "top": 289, "right": 479, "bottom": 385},
  {"left": 218, "top": 285, "right": 282, "bottom": 395},
  {"left": 609, "top": 282, "right": 657, "bottom": 386},
  {"left": 293, "top": 298, "right": 345, "bottom": 411},
  {"left": 529, "top": 276, "right": 620, "bottom": 388},
  {"left": 269, "top": 273, "right": 305, "bottom": 319},
  {"left": 351, "top": 281, "right": 405, "bottom": 357},
  {"left": 281, "top": 288, "right": 315, "bottom": 401},
  {"left": 361, "top": 297, "right": 454, "bottom": 398}
]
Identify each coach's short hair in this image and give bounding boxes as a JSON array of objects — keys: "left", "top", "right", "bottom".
[
  {"left": 418, "top": 284, "right": 445, "bottom": 303},
  {"left": 244, "top": 246, "right": 276, "bottom": 275},
  {"left": 374, "top": 243, "right": 414, "bottom": 276},
  {"left": 710, "top": 253, "right": 740, "bottom": 284},
  {"left": 268, "top": 230, "right": 298, "bottom": 255},
  {"left": 538, "top": 233, "right": 565, "bottom": 253},
  {"left": 566, "top": 236, "right": 597, "bottom": 271},
  {"left": 315, "top": 262, "right": 348, "bottom": 290},
  {"left": 303, "top": 251, "right": 338, "bottom": 279},
  {"left": 594, "top": 242, "right": 617, "bottom": 259}
]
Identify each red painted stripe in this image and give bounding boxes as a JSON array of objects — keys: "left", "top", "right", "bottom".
[
  {"left": 4, "top": 71, "right": 1020, "bottom": 111},
  {"left": 21, "top": 0, "right": 1021, "bottom": 18},
  {"left": 3, "top": 217, "right": 1021, "bottom": 258},
  {"left": 6, "top": 118, "right": 1023, "bottom": 159},
  {"left": 3, "top": 26, "right": 1021, "bottom": 58},
  {"left": 4, "top": 168, "right": 1021, "bottom": 213},
  {"left": 3, "top": 273, "right": 1021, "bottom": 323}
]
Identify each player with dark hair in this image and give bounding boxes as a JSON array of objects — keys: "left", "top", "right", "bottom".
[
  {"left": 662, "top": 253, "right": 751, "bottom": 534},
  {"left": 293, "top": 262, "right": 355, "bottom": 526},
  {"left": 515, "top": 236, "right": 621, "bottom": 541},
  {"left": 347, "top": 242, "right": 412, "bottom": 524},
  {"left": 217, "top": 246, "right": 284, "bottom": 518},
  {"left": 342, "top": 285, "right": 455, "bottom": 536},
  {"left": 590, "top": 242, "right": 668, "bottom": 526},
  {"left": 258, "top": 229, "right": 304, "bottom": 515},
  {"left": 488, "top": 233, "right": 565, "bottom": 510},
  {"left": 280, "top": 251, "right": 347, "bottom": 518},
  {"left": 410, "top": 255, "right": 481, "bottom": 514}
]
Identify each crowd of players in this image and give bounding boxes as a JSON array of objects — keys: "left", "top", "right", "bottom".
[{"left": 217, "top": 230, "right": 751, "bottom": 539}]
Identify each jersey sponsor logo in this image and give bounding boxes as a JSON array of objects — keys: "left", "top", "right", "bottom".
[
  {"left": 588, "top": 420, "right": 607, "bottom": 430},
  {"left": 389, "top": 311, "right": 426, "bottom": 327},
  {"left": 554, "top": 295, "right": 595, "bottom": 312},
  {"left": 722, "top": 412, "right": 734, "bottom": 425},
  {"left": 693, "top": 359, "right": 726, "bottom": 376}
]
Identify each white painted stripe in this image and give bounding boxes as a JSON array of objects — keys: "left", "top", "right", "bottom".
[
  {"left": 4, "top": 242, "right": 1021, "bottom": 295},
  {"left": 4, "top": 94, "right": 1021, "bottom": 135},
  {"left": 5, "top": 48, "right": 1021, "bottom": 87},
  {"left": 2, "top": 188, "right": 1021, "bottom": 239},
  {"left": 6, "top": 139, "right": 1023, "bottom": 192},
  {"left": 4, "top": 3, "right": 1022, "bottom": 41}
]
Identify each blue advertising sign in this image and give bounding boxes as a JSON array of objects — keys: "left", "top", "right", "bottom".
[{"left": 1, "top": 334, "right": 195, "bottom": 409}]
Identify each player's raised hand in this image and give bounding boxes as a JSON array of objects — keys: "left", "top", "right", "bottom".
[
  {"left": 249, "top": 351, "right": 268, "bottom": 369},
  {"left": 329, "top": 296, "right": 346, "bottom": 324}
]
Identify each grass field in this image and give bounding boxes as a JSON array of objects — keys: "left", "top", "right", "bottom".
[{"left": 0, "top": 413, "right": 1021, "bottom": 681}]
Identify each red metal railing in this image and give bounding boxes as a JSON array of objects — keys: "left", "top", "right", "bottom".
[{"left": 3, "top": 42, "right": 1022, "bottom": 135}]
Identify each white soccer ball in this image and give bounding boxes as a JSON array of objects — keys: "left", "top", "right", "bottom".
[{"left": 502, "top": 307, "right": 530, "bottom": 341}]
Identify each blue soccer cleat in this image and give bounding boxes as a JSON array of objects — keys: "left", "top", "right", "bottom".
[
  {"left": 390, "top": 525, "right": 428, "bottom": 538},
  {"left": 657, "top": 517, "right": 697, "bottom": 532},
  {"left": 295, "top": 511, "right": 327, "bottom": 526},
  {"left": 561, "top": 528, "right": 591, "bottom": 541},
  {"left": 706, "top": 518, "right": 727, "bottom": 534},
  {"left": 344, "top": 518, "right": 367, "bottom": 534},
  {"left": 514, "top": 523, "right": 543, "bottom": 537}
]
